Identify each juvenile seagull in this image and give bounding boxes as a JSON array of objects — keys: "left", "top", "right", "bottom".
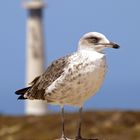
[{"left": 15, "top": 32, "right": 119, "bottom": 140}]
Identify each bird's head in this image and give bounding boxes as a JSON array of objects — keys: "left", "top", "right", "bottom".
[{"left": 78, "top": 32, "right": 120, "bottom": 52}]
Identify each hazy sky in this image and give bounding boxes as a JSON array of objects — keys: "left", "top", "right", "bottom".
[{"left": 0, "top": 0, "right": 140, "bottom": 114}]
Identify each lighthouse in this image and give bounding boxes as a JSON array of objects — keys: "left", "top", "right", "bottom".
[{"left": 23, "top": 0, "right": 48, "bottom": 115}]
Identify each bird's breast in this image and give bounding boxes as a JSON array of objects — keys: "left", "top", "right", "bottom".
[{"left": 45, "top": 52, "right": 107, "bottom": 107}]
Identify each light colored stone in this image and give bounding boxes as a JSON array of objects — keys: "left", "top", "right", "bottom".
[
  {"left": 23, "top": 1, "right": 46, "bottom": 9},
  {"left": 24, "top": 0, "right": 48, "bottom": 115}
]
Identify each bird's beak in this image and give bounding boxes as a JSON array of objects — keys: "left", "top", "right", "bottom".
[
  {"left": 98, "top": 42, "right": 120, "bottom": 49},
  {"left": 106, "top": 42, "right": 120, "bottom": 49}
]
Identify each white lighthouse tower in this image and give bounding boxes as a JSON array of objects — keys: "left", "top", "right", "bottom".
[{"left": 23, "top": 0, "right": 48, "bottom": 115}]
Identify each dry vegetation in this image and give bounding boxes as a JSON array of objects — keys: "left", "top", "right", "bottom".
[{"left": 0, "top": 111, "right": 140, "bottom": 140}]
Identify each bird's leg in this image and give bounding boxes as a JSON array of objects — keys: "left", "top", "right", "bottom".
[
  {"left": 56, "top": 106, "right": 72, "bottom": 140},
  {"left": 61, "top": 106, "right": 67, "bottom": 139},
  {"left": 76, "top": 107, "right": 83, "bottom": 140},
  {"left": 75, "top": 107, "right": 98, "bottom": 140}
]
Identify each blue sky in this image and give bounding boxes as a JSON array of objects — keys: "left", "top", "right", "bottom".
[{"left": 0, "top": 0, "right": 140, "bottom": 115}]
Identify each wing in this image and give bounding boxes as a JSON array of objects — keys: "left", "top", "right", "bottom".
[{"left": 16, "top": 55, "right": 71, "bottom": 100}]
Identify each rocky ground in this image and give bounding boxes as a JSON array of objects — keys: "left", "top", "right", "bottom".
[{"left": 0, "top": 111, "right": 140, "bottom": 140}]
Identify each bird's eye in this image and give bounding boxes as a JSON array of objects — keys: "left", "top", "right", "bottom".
[{"left": 87, "top": 36, "right": 99, "bottom": 44}]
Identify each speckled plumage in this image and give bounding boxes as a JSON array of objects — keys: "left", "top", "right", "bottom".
[
  {"left": 24, "top": 55, "right": 71, "bottom": 100},
  {"left": 43, "top": 50, "right": 107, "bottom": 107},
  {"left": 15, "top": 32, "right": 119, "bottom": 107},
  {"left": 17, "top": 49, "right": 106, "bottom": 107}
]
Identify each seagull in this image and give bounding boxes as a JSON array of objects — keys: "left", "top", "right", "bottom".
[{"left": 15, "top": 32, "right": 119, "bottom": 140}]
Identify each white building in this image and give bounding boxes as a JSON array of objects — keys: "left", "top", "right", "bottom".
[{"left": 23, "top": 0, "right": 48, "bottom": 115}]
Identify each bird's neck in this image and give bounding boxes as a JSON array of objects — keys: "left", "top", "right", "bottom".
[
  {"left": 78, "top": 48, "right": 105, "bottom": 60},
  {"left": 78, "top": 44, "right": 104, "bottom": 53}
]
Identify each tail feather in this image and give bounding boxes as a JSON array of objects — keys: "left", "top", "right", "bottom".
[
  {"left": 18, "top": 95, "right": 27, "bottom": 100},
  {"left": 15, "top": 87, "right": 31, "bottom": 95},
  {"left": 15, "top": 87, "right": 31, "bottom": 100}
]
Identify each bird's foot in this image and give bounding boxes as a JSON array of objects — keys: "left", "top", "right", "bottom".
[
  {"left": 55, "top": 137, "right": 98, "bottom": 140},
  {"left": 75, "top": 138, "right": 98, "bottom": 140},
  {"left": 75, "top": 136, "right": 98, "bottom": 140},
  {"left": 55, "top": 137, "right": 73, "bottom": 140}
]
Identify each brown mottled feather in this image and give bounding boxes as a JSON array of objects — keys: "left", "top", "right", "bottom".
[{"left": 24, "top": 55, "right": 71, "bottom": 100}]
